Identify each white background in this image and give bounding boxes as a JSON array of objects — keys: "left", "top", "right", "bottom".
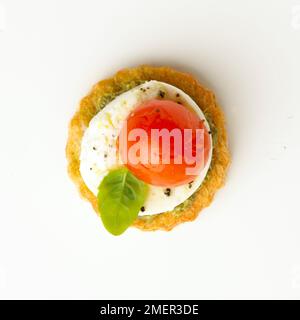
[{"left": 0, "top": 0, "right": 300, "bottom": 299}]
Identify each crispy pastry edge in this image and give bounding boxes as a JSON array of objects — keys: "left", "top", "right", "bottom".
[{"left": 66, "top": 65, "right": 230, "bottom": 231}]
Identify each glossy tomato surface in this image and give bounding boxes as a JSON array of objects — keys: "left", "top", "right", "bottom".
[{"left": 118, "top": 99, "right": 211, "bottom": 186}]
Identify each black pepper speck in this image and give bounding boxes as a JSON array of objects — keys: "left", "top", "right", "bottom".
[
  {"left": 159, "top": 90, "right": 165, "bottom": 98},
  {"left": 164, "top": 188, "right": 171, "bottom": 196},
  {"left": 141, "top": 206, "right": 145, "bottom": 212}
]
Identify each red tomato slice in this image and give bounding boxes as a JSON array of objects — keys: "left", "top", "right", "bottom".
[{"left": 118, "top": 99, "right": 211, "bottom": 187}]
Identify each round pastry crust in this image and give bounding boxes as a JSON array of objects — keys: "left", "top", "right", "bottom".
[{"left": 66, "top": 65, "right": 230, "bottom": 231}]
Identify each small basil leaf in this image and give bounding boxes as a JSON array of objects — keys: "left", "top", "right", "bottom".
[{"left": 97, "top": 167, "right": 148, "bottom": 236}]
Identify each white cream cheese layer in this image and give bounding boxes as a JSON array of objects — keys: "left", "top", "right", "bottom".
[{"left": 80, "top": 81, "right": 212, "bottom": 215}]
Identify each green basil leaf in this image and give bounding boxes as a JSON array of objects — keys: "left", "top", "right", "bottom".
[{"left": 97, "top": 167, "right": 148, "bottom": 236}]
